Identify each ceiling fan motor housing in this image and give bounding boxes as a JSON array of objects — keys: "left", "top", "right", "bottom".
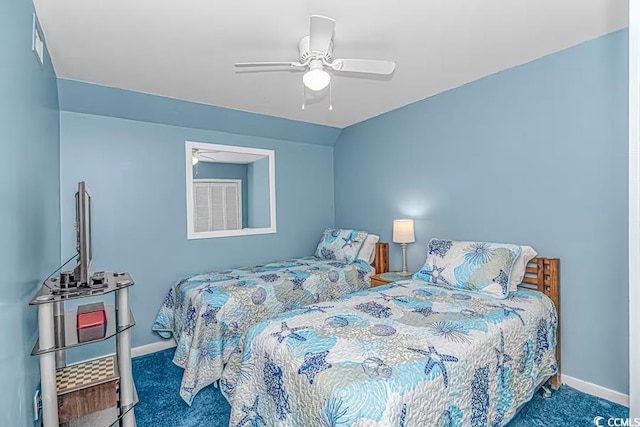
[{"left": 298, "top": 35, "right": 333, "bottom": 63}]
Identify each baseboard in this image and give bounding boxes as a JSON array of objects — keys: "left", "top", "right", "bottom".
[
  {"left": 562, "top": 374, "right": 629, "bottom": 407},
  {"left": 131, "top": 339, "right": 177, "bottom": 358},
  {"left": 63, "top": 339, "right": 176, "bottom": 369}
]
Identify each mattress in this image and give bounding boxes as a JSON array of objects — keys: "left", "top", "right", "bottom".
[
  {"left": 152, "top": 256, "right": 373, "bottom": 404},
  {"left": 222, "top": 279, "right": 558, "bottom": 426}
]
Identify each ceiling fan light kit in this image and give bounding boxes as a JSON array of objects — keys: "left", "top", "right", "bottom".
[
  {"left": 235, "top": 15, "right": 396, "bottom": 110},
  {"left": 303, "top": 60, "right": 331, "bottom": 91}
]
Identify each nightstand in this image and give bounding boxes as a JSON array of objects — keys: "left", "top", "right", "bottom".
[{"left": 370, "top": 271, "right": 413, "bottom": 287}]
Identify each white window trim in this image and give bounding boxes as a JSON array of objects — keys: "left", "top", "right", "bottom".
[
  {"left": 193, "top": 179, "right": 243, "bottom": 232},
  {"left": 185, "top": 141, "right": 277, "bottom": 239},
  {"left": 629, "top": 2, "right": 639, "bottom": 420}
]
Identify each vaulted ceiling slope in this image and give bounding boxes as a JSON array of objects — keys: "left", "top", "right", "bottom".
[{"left": 34, "top": 1, "right": 628, "bottom": 129}]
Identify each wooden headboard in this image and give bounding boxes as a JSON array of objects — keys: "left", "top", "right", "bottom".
[
  {"left": 373, "top": 242, "right": 389, "bottom": 274},
  {"left": 518, "top": 257, "right": 561, "bottom": 390}
]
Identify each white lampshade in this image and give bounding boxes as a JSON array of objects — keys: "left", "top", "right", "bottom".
[
  {"left": 303, "top": 69, "right": 331, "bottom": 91},
  {"left": 393, "top": 219, "right": 415, "bottom": 244}
]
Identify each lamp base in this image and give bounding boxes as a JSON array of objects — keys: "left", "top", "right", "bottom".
[
  {"left": 400, "top": 243, "right": 411, "bottom": 278},
  {"left": 397, "top": 271, "right": 412, "bottom": 277}
]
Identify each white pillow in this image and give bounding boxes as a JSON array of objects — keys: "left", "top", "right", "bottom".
[
  {"left": 509, "top": 245, "right": 538, "bottom": 292},
  {"left": 357, "top": 234, "right": 380, "bottom": 264}
]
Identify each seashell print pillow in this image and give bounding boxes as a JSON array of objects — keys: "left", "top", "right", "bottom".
[
  {"left": 413, "top": 238, "right": 522, "bottom": 299},
  {"left": 315, "top": 228, "right": 369, "bottom": 264}
]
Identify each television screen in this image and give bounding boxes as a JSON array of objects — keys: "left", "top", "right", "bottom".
[{"left": 74, "top": 181, "right": 92, "bottom": 285}]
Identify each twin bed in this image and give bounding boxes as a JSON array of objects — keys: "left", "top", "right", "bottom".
[
  {"left": 153, "top": 230, "right": 388, "bottom": 403},
  {"left": 153, "top": 232, "right": 560, "bottom": 426}
]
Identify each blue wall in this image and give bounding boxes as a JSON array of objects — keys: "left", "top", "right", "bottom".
[
  {"left": 58, "top": 110, "right": 335, "bottom": 356},
  {"left": 334, "top": 30, "right": 629, "bottom": 394},
  {"left": 247, "top": 157, "right": 271, "bottom": 228},
  {"left": 0, "top": 1, "right": 60, "bottom": 425},
  {"left": 193, "top": 162, "right": 249, "bottom": 228},
  {"left": 57, "top": 79, "right": 342, "bottom": 146}
]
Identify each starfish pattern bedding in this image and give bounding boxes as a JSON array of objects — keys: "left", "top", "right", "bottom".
[
  {"left": 222, "top": 280, "right": 557, "bottom": 426},
  {"left": 153, "top": 256, "right": 373, "bottom": 404}
]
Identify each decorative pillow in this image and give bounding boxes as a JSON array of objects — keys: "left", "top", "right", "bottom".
[
  {"left": 509, "top": 245, "right": 538, "bottom": 292},
  {"left": 315, "top": 228, "right": 369, "bottom": 263},
  {"left": 357, "top": 234, "right": 380, "bottom": 264},
  {"left": 413, "top": 238, "right": 522, "bottom": 299}
]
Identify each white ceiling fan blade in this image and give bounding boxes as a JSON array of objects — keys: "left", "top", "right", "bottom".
[
  {"left": 330, "top": 59, "right": 396, "bottom": 75},
  {"left": 309, "top": 15, "right": 335, "bottom": 55},
  {"left": 198, "top": 154, "right": 218, "bottom": 161},
  {"left": 235, "top": 61, "right": 305, "bottom": 68}
]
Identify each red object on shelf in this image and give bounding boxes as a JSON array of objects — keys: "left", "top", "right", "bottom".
[
  {"left": 78, "top": 311, "right": 106, "bottom": 329},
  {"left": 77, "top": 302, "right": 107, "bottom": 342},
  {"left": 77, "top": 302, "right": 106, "bottom": 328}
]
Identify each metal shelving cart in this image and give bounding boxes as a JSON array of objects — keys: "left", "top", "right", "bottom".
[{"left": 30, "top": 272, "right": 137, "bottom": 427}]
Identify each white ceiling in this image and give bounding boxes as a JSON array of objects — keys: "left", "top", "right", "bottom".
[{"left": 34, "top": 0, "right": 628, "bottom": 129}]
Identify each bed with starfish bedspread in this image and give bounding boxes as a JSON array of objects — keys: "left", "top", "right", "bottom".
[
  {"left": 222, "top": 279, "right": 558, "bottom": 426},
  {"left": 153, "top": 256, "right": 374, "bottom": 404}
]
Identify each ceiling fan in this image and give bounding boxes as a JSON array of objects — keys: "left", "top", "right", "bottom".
[
  {"left": 235, "top": 15, "right": 396, "bottom": 108},
  {"left": 192, "top": 149, "right": 217, "bottom": 165}
]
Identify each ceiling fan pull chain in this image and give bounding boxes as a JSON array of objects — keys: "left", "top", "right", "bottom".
[{"left": 301, "top": 84, "right": 306, "bottom": 110}]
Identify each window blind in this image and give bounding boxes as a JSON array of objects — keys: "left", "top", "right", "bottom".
[{"left": 193, "top": 180, "right": 241, "bottom": 232}]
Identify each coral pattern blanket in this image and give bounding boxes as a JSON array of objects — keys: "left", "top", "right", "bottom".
[
  {"left": 222, "top": 280, "right": 557, "bottom": 426},
  {"left": 153, "top": 257, "right": 373, "bottom": 404}
]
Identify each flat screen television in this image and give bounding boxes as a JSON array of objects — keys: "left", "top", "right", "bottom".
[{"left": 73, "top": 181, "right": 92, "bottom": 285}]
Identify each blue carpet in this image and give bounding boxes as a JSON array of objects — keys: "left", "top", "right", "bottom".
[{"left": 132, "top": 349, "right": 628, "bottom": 426}]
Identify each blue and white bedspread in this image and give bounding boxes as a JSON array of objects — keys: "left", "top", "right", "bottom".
[
  {"left": 222, "top": 280, "right": 558, "bottom": 426},
  {"left": 152, "top": 256, "right": 373, "bottom": 404}
]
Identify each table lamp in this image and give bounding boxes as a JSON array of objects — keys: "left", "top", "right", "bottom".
[{"left": 393, "top": 219, "right": 415, "bottom": 276}]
